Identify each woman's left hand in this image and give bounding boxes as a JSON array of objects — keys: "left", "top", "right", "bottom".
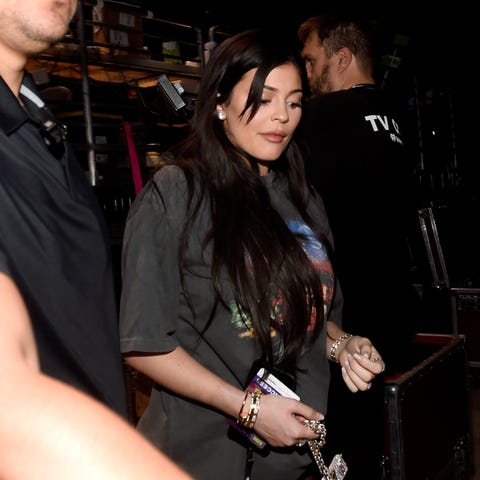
[{"left": 337, "top": 336, "right": 385, "bottom": 392}]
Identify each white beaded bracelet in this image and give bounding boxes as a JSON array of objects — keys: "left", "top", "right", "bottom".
[{"left": 329, "top": 334, "right": 353, "bottom": 363}]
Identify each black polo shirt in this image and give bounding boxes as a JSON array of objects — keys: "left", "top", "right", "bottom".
[{"left": 0, "top": 74, "right": 127, "bottom": 416}]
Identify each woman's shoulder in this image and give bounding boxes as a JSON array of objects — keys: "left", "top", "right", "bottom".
[
  {"left": 151, "top": 164, "right": 187, "bottom": 188},
  {"left": 142, "top": 165, "right": 189, "bottom": 199},
  {"left": 129, "top": 165, "right": 190, "bottom": 218}
]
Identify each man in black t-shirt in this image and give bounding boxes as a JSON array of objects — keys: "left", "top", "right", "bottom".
[{"left": 298, "top": 13, "right": 422, "bottom": 479}]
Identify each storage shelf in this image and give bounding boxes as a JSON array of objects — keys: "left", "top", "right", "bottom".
[
  {"left": 26, "top": 1, "right": 201, "bottom": 190},
  {"left": 28, "top": 44, "right": 201, "bottom": 84}
]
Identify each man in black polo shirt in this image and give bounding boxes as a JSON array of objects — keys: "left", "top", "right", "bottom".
[{"left": 0, "top": 1, "right": 126, "bottom": 415}]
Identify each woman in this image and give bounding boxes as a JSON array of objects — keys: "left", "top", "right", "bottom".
[{"left": 120, "top": 28, "right": 384, "bottom": 480}]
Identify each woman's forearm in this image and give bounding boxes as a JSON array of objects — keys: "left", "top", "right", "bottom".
[{"left": 125, "top": 346, "right": 245, "bottom": 418}]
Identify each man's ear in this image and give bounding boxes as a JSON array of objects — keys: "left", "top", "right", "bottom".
[{"left": 337, "top": 47, "right": 353, "bottom": 72}]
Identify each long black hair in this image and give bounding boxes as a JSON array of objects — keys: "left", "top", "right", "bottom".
[{"left": 169, "top": 28, "right": 330, "bottom": 375}]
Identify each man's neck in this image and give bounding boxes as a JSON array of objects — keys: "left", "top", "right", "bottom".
[{"left": 0, "top": 45, "right": 28, "bottom": 97}]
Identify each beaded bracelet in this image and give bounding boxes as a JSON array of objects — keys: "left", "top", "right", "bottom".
[
  {"left": 329, "top": 334, "right": 353, "bottom": 363},
  {"left": 237, "top": 391, "right": 263, "bottom": 429}
]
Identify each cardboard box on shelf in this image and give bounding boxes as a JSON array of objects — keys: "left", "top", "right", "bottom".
[
  {"left": 92, "top": 4, "right": 143, "bottom": 51},
  {"left": 92, "top": 3, "right": 143, "bottom": 30}
]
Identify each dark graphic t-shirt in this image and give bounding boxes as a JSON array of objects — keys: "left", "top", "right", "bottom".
[{"left": 119, "top": 165, "right": 341, "bottom": 479}]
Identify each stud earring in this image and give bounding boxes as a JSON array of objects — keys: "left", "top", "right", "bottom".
[{"left": 217, "top": 111, "right": 226, "bottom": 121}]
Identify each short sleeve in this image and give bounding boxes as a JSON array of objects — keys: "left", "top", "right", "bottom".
[{"left": 119, "top": 166, "right": 188, "bottom": 354}]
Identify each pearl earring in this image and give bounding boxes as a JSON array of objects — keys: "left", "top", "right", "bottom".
[{"left": 217, "top": 111, "right": 226, "bottom": 121}]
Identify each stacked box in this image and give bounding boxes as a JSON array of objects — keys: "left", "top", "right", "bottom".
[{"left": 92, "top": 4, "right": 143, "bottom": 51}]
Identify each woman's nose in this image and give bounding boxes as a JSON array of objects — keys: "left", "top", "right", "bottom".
[{"left": 272, "top": 105, "right": 288, "bottom": 123}]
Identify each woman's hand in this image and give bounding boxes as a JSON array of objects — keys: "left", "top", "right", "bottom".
[
  {"left": 252, "top": 394, "right": 324, "bottom": 448},
  {"left": 337, "top": 336, "right": 385, "bottom": 392}
]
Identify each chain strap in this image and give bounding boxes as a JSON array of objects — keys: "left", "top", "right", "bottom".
[
  {"left": 303, "top": 420, "right": 329, "bottom": 478},
  {"left": 303, "top": 420, "right": 348, "bottom": 480},
  {"left": 308, "top": 439, "right": 330, "bottom": 478}
]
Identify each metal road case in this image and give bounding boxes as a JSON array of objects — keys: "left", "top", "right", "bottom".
[
  {"left": 418, "top": 207, "right": 480, "bottom": 367},
  {"left": 384, "top": 334, "right": 474, "bottom": 480}
]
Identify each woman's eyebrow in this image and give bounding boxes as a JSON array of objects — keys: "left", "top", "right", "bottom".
[{"left": 264, "top": 85, "right": 303, "bottom": 95}]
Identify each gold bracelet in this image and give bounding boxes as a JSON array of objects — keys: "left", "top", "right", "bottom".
[
  {"left": 237, "top": 390, "right": 250, "bottom": 425},
  {"left": 237, "top": 391, "right": 263, "bottom": 429},
  {"left": 329, "top": 334, "right": 352, "bottom": 363},
  {"left": 244, "top": 391, "right": 262, "bottom": 429}
]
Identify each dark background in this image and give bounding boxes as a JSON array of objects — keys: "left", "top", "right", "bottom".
[
  {"left": 139, "top": 2, "right": 475, "bottom": 229},
  {"left": 132, "top": 1, "right": 475, "bottom": 281},
  {"left": 138, "top": 1, "right": 473, "bottom": 180},
  {"left": 74, "top": 1, "right": 478, "bottom": 287},
  {"left": 170, "top": 3, "right": 477, "bottom": 286}
]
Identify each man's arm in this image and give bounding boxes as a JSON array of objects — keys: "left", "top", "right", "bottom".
[{"left": 0, "top": 272, "right": 193, "bottom": 480}]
